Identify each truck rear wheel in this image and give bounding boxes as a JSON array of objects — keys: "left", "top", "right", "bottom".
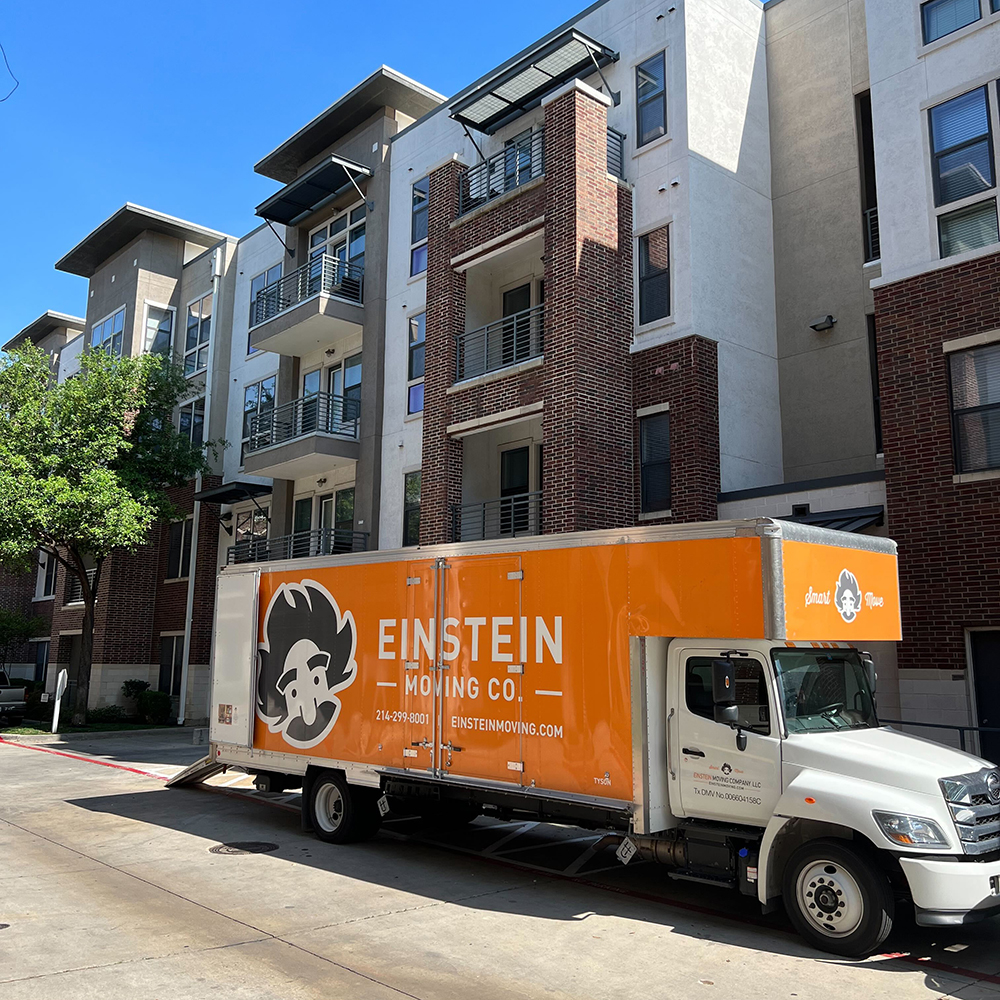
[
  {"left": 782, "top": 839, "right": 893, "bottom": 957},
  {"left": 309, "top": 773, "right": 381, "bottom": 844}
]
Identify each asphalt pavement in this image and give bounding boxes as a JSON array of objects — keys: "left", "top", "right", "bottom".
[{"left": 2, "top": 729, "right": 1000, "bottom": 1000}]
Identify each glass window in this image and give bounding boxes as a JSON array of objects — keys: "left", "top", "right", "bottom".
[
  {"left": 344, "top": 354, "right": 362, "bottom": 422},
  {"left": 636, "top": 52, "right": 667, "bottom": 146},
  {"left": 234, "top": 507, "right": 269, "bottom": 562},
  {"left": 410, "top": 243, "right": 428, "bottom": 276},
  {"left": 640, "top": 412, "right": 670, "bottom": 514},
  {"left": 33, "top": 638, "right": 49, "bottom": 686},
  {"left": 771, "top": 648, "right": 877, "bottom": 733},
  {"left": 411, "top": 176, "right": 429, "bottom": 275},
  {"left": 685, "top": 657, "right": 770, "bottom": 734},
  {"left": 158, "top": 634, "right": 184, "bottom": 697},
  {"left": 184, "top": 294, "right": 213, "bottom": 376},
  {"left": 408, "top": 313, "right": 425, "bottom": 415},
  {"left": 867, "top": 315, "right": 882, "bottom": 454},
  {"left": 249, "top": 262, "right": 282, "bottom": 335},
  {"left": 178, "top": 397, "right": 205, "bottom": 447},
  {"left": 35, "top": 550, "right": 56, "bottom": 599},
  {"left": 309, "top": 205, "right": 365, "bottom": 295},
  {"left": 90, "top": 306, "right": 126, "bottom": 356},
  {"left": 144, "top": 306, "right": 173, "bottom": 356},
  {"left": 639, "top": 226, "right": 670, "bottom": 325},
  {"left": 241, "top": 375, "right": 276, "bottom": 462},
  {"left": 949, "top": 342, "right": 1000, "bottom": 472},
  {"left": 939, "top": 198, "right": 999, "bottom": 256},
  {"left": 166, "top": 518, "right": 193, "bottom": 579},
  {"left": 403, "top": 471, "right": 421, "bottom": 547},
  {"left": 930, "top": 87, "right": 994, "bottom": 206},
  {"left": 921, "top": 0, "right": 981, "bottom": 43}
]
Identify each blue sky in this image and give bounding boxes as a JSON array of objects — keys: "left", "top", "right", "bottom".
[{"left": 0, "top": 1, "right": 585, "bottom": 339}]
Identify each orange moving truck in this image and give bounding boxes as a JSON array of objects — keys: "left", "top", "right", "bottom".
[{"left": 172, "top": 519, "right": 1000, "bottom": 956}]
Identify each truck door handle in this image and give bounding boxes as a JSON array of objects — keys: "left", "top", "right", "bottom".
[{"left": 682, "top": 747, "right": 705, "bottom": 757}]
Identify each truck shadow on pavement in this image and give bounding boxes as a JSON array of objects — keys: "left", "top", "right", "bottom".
[{"left": 65, "top": 783, "right": 1000, "bottom": 993}]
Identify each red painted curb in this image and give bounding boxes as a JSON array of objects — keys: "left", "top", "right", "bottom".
[{"left": 0, "top": 736, "right": 168, "bottom": 780}]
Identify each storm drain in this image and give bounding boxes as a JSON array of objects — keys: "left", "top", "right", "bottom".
[{"left": 209, "top": 841, "right": 279, "bottom": 855}]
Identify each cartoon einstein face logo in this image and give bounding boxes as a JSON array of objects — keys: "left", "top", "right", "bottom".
[
  {"left": 834, "top": 569, "right": 862, "bottom": 624},
  {"left": 256, "top": 581, "right": 358, "bottom": 749}
]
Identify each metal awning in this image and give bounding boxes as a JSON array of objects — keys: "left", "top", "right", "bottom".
[
  {"left": 450, "top": 29, "right": 617, "bottom": 135},
  {"left": 193, "top": 481, "right": 272, "bottom": 505},
  {"left": 256, "top": 155, "right": 373, "bottom": 227},
  {"left": 785, "top": 505, "right": 885, "bottom": 533}
]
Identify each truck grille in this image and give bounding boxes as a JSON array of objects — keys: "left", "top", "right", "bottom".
[{"left": 941, "top": 770, "right": 1000, "bottom": 856}]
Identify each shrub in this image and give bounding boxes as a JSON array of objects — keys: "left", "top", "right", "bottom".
[
  {"left": 121, "top": 679, "right": 150, "bottom": 702},
  {"left": 138, "top": 689, "right": 173, "bottom": 725},
  {"left": 87, "top": 704, "right": 127, "bottom": 724}
]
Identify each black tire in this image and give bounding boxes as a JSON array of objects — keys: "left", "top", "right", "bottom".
[
  {"left": 782, "top": 838, "right": 894, "bottom": 957},
  {"left": 308, "top": 773, "right": 381, "bottom": 844}
]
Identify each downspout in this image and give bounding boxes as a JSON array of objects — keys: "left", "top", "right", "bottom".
[{"left": 177, "top": 243, "right": 223, "bottom": 725}]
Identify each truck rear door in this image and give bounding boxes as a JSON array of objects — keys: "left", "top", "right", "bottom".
[
  {"left": 209, "top": 570, "right": 259, "bottom": 747},
  {"left": 671, "top": 644, "right": 781, "bottom": 827}
]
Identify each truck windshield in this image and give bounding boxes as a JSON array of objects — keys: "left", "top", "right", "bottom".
[{"left": 770, "top": 649, "right": 877, "bottom": 733}]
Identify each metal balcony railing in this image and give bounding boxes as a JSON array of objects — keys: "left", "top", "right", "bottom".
[
  {"left": 863, "top": 206, "right": 880, "bottom": 262},
  {"left": 227, "top": 528, "right": 369, "bottom": 565},
  {"left": 607, "top": 126, "right": 626, "bottom": 179},
  {"left": 66, "top": 567, "right": 97, "bottom": 604},
  {"left": 251, "top": 254, "right": 364, "bottom": 327},
  {"left": 452, "top": 491, "right": 543, "bottom": 542},
  {"left": 456, "top": 303, "right": 544, "bottom": 382},
  {"left": 458, "top": 127, "right": 545, "bottom": 216},
  {"left": 247, "top": 392, "right": 360, "bottom": 455}
]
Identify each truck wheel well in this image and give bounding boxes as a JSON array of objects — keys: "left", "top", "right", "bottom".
[{"left": 765, "top": 819, "right": 884, "bottom": 903}]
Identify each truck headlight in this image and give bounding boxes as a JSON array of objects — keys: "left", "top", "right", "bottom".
[{"left": 873, "top": 811, "right": 950, "bottom": 848}]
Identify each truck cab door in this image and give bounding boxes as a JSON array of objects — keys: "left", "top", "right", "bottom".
[{"left": 672, "top": 646, "right": 781, "bottom": 828}]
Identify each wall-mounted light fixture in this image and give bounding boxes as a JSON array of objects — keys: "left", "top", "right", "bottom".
[
  {"left": 809, "top": 315, "right": 837, "bottom": 332},
  {"left": 317, "top": 477, "right": 327, "bottom": 487}
]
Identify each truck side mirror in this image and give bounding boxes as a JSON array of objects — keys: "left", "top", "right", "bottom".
[
  {"left": 714, "top": 703, "right": 739, "bottom": 726},
  {"left": 711, "top": 659, "right": 736, "bottom": 705},
  {"left": 860, "top": 652, "right": 876, "bottom": 695}
]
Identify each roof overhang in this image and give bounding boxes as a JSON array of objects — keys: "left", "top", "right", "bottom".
[
  {"left": 450, "top": 29, "right": 617, "bottom": 135},
  {"left": 4, "top": 310, "right": 85, "bottom": 352},
  {"left": 256, "top": 155, "right": 374, "bottom": 227},
  {"left": 255, "top": 66, "right": 445, "bottom": 184},
  {"left": 785, "top": 505, "right": 885, "bottom": 533},
  {"left": 193, "top": 480, "right": 273, "bottom": 506},
  {"left": 55, "top": 204, "right": 230, "bottom": 278}
]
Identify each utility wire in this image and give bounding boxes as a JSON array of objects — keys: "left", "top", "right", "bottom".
[{"left": 0, "top": 38, "right": 19, "bottom": 102}]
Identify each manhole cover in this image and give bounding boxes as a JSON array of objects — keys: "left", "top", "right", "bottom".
[
  {"left": 0, "top": 924, "right": 9, "bottom": 931},
  {"left": 209, "top": 841, "right": 279, "bottom": 855}
]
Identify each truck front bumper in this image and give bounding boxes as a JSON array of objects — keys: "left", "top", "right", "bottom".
[{"left": 900, "top": 856, "right": 1000, "bottom": 926}]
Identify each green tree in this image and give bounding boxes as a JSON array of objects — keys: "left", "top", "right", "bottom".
[
  {"left": 0, "top": 344, "right": 214, "bottom": 724},
  {"left": 0, "top": 608, "right": 49, "bottom": 672}
]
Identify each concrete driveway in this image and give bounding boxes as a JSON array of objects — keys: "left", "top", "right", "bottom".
[{"left": 2, "top": 731, "right": 1000, "bottom": 1000}]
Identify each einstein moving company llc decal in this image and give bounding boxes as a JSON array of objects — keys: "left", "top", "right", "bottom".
[{"left": 256, "top": 581, "right": 358, "bottom": 749}]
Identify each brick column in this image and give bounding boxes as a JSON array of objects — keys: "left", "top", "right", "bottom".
[
  {"left": 421, "top": 159, "right": 467, "bottom": 545},
  {"left": 541, "top": 81, "right": 634, "bottom": 533}
]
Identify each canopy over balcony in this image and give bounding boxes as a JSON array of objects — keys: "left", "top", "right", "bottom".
[{"left": 256, "top": 155, "right": 373, "bottom": 228}]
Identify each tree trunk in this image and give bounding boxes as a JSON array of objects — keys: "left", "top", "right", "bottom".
[{"left": 70, "top": 557, "right": 102, "bottom": 727}]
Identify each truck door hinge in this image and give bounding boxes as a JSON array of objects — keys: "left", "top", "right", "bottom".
[
  {"left": 406, "top": 576, "right": 421, "bottom": 585},
  {"left": 507, "top": 570, "right": 523, "bottom": 581},
  {"left": 507, "top": 760, "right": 524, "bottom": 772},
  {"left": 507, "top": 664, "right": 524, "bottom": 674},
  {"left": 404, "top": 661, "right": 420, "bottom": 670}
]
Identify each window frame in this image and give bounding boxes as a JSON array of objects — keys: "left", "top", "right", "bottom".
[
  {"left": 403, "top": 471, "right": 421, "bottom": 547},
  {"left": 158, "top": 632, "right": 185, "bottom": 697},
  {"left": 937, "top": 197, "right": 1000, "bottom": 257},
  {"left": 34, "top": 549, "right": 57, "bottom": 600},
  {"left": 639, "top": 410, "right": 671, "bottom": 515},
  {"left": 637, "top": 224, "right": 671, "bottom": 327},
  {"left": 308, "top": 201, "right": 367, "bottom": 269},
  {"left": 183, "top": 292, "right": 213, "bottom": 377},
  {"left": 241, "top": 374, "right": 277, "bottom": 464},
  {"left": 142, "top": 300, "right": 175, "bottom": 357},
  {"left": 929, "top": 85, "right": 995, "bottom": 208},
  {"left": 90, "top": 305, "right": 127, "bottom": 357},
  {"left": 165, "top": 517, "right": 194, "bottom": 581},
  {"left": 921, "top": 0, "right": 983, "bottom": 44},
  {"left": 178, "top": 396, "right": 206, "bottom": 447},
  {"left": 248, "top": 261, "right": 283, "bottom": 344},
  {"left": 948, "top": 341, "right": 1000, "bottom": 473},
  {"left": 684, "top": 655, "right": 772, "bottom": 736},
  {"left": 635, "top": 50, "right": 667, "bottom": 148},
  {"left": 410, "top": 176, "right": 429, "bottom": 276},
  {"left": 407, "top": 312, "right": 425, "bottom": 415}
]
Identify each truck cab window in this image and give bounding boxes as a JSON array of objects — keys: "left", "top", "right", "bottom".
[
  {"left": 685, "top": 657, "right": 770, "bottom": 734},
  {"left": 771, "top": 649, "right": 877, "bottom": 733}
]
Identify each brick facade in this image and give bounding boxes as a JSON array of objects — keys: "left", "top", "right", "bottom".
[{"left": 875, "top": 250, "right": 1000, "bottom": 674}]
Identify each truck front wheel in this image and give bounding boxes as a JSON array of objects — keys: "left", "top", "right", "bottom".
[
  {"left": 309, "top": 772, "right": 381, "bottom": 844},
  {"left": 782, "top": 839, "right": 894, "bottom": 957}
]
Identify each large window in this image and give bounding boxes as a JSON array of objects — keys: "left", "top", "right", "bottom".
[
  {"left": 636, "top": 52, "right": 667, "bottom": 147},
  {"left": 949, "top": 342, "right": 1000, "bottom": 472},
  {"left": 685, "top": 657, "right": 770, "bottom": 735},
  {"left": 35, "top": 550, "right": 56, "bottom": 600},
  {"left": 242, "top": 376, "right": 276, "bottom": 463},
  {"left": 640, "top": 412, "right": 670, "bottom": 514},
  {"left": 184, "top": 293, "right": 213, "bottom": 376},
  {"left": 235, "top": 507, "right": 268, "bottom": 562},
  {"left": 309, "top": 203, "right": 366, "bottom": 295},
  {"left": 159, "top": 634, "right": 183, "bottom": 697},
  {"left": 91, "top": 306, "right": 126, "bottom": 356},
  {"left": 638, "top": 226, "right": 670, "bottom": 325},
  {"left": 248, "top": 262, "right": 282, "bottom": 339},
  {"left": 144, "top": 305, "right": 173, "bottom": 356},
  {"left": 930, "top": 87, "right": 993, "bottom": 206},
  {"left": 403, "top": 471, "right": 421, "bottom": 546},
  {"left": 178, "top": 397, "right": 205, "bottom": 446},
  {"left": 166, "top": 518, "right": 193, "bottom": 580},
  {"left": 921, "top": 0, "right": 981, "bottom": 43},
  {"left": 939, "top": 198, "right": 1000, "bottom": 256},
  {"left": 411, "top": 177, "right": 429, "bottom": 276},
  {"left": 407, "top": 313, "right": 425, "bottom": 414}
]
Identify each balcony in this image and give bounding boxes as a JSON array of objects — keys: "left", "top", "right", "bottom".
[
  {"left": 227, "top": 528, "right": 369, "bottom": 565},
  {"left": 863, "top": 207, "right": 880, "bottom": 263},
  {"left": 456, "top": 303, "right": 543, "bottom": 382},
  {"left": 458, "top": 128, "right": 545, "bottom": 217},
  {"left": 243, "top": 392, "right": 360, "bottom": 480},
  {"left": 452, "top": 492, "right": 543, "bottom": 542},
  {"left": 248, "top": 254, "right": 364, "bottom": 357}
]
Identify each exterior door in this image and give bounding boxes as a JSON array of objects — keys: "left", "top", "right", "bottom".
[
  {"left": 301, "top": 369, "right": 321, "bottom": 434},
  {"left": 292, "top": 497, "right": 312, "bottom": 559},
  {"left": 501, "top": 283, "right": 531, "bottom": 367},
  {"left": 971, "top": 631, "right": 1000, "bottom": 764},
  {"left": 674, "top": 647, "right": 782, "bottom": 827},
  {"left": 500, "top": 446, "right": 530, "bottom": 536}
]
